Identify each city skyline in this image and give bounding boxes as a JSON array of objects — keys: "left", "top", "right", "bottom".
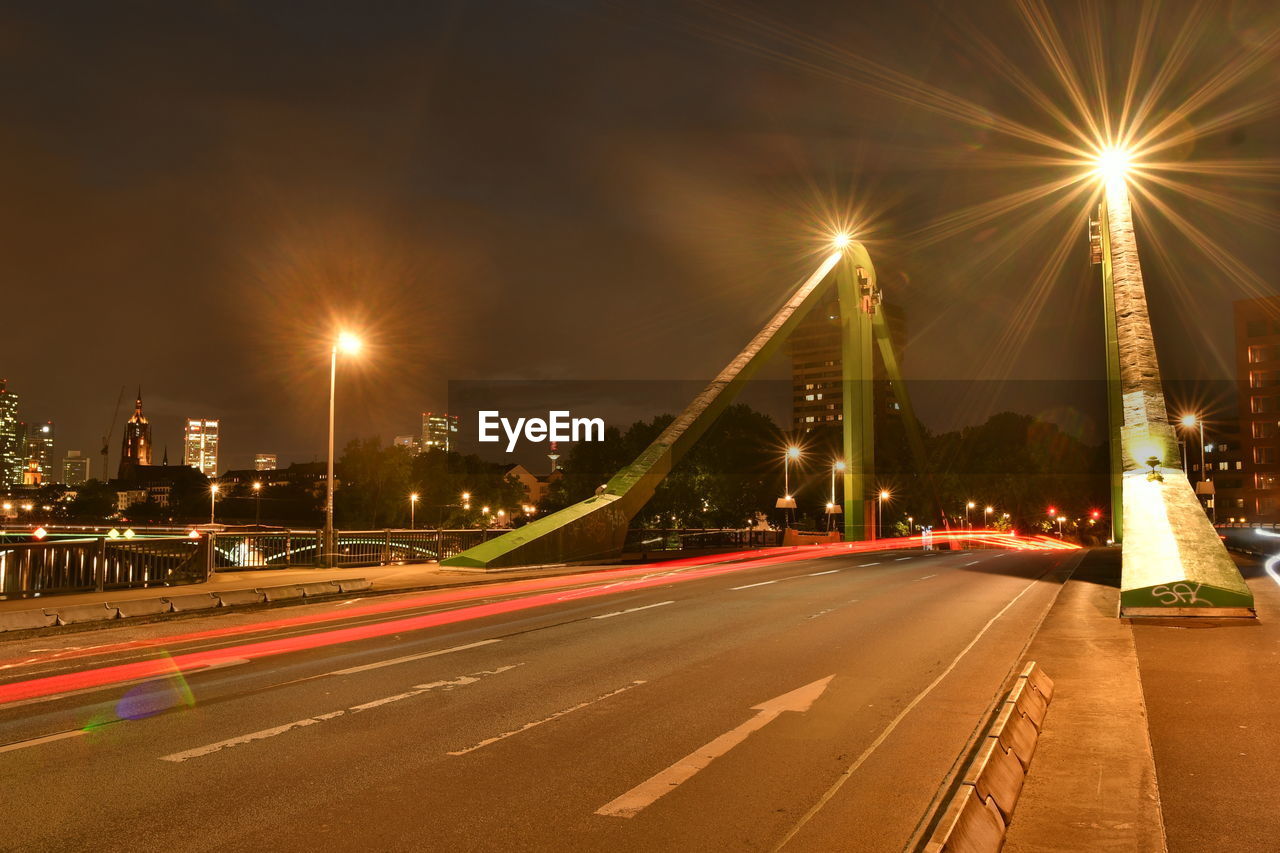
[{"left": 1, "top": 2, "right": 1273, "bottom": 477}]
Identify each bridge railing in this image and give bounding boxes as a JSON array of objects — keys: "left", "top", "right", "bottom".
[
  {"left": 207, "top": 528, "right": 507, "bottom": 569},
  {"left": 0, "top": 535, "right": 210, "bottom": 600},
  {"left": 623, "top": 528, "right": 782, "bottom": 553}
]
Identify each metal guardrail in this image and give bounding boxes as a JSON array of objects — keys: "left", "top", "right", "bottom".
[{"left": 0, "top": 536, "right": 210, "bottom": 600}]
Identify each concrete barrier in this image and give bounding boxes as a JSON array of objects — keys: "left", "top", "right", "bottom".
[
  {"left": 337, "top": 578, "right": 372, "bottom": 593},
  {"left": 55, "top": 603, "right": 121, "bottom": 625},
  {"left": 923, "top": 786, "right": 1005, "bottom": 853},
  {"left": 110, "top": 598, "right": 174, "bottom": 619},
  {"left": 165, "top": 592, "right": 220, "bottom": 612},
  {"left": 0, "top": 609, "right": 59, "bottom": 632},
  {"left": 215, "top": 589, "right": 266, "bottom": 607},
  {"left": 261, "top": 585, "right": 303, "bottom": 602},
  {"left": 924, "top": 662, "right": 1054, "bottom": 852},
  {"left": 299, "top": 582, "right": 342, "bottom": 598}
]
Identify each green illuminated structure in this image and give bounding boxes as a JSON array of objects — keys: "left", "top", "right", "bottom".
[
  {"left": 1093, "top": 176, "right": 1254, "bottom": 617},
  {"left": 442, "top": 242, "right": 917, "bottom": 569}
]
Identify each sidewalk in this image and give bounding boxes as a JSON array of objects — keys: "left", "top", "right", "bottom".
[
  {"left": 0, "top": 561, "right": 621, "bottom": 633},
  {"left": 1004, "top": 547, "right": 1280, "bottom": 852},
  {"left": 1003, "top": 548, "right": 1167, "bottom": 852}
]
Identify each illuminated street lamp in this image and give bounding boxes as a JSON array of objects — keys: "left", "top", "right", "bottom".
[
  {"left": 252, "top": 481, "right": 262, "bottom": 526},
  {"left": 409, "top": 493, "right": 419, "bottom": 530},
  {"left": 776, "top": 446, "right": 801, "bottom": 519},
  {"left": 209, "top": 483, "right": 219, "bottom": 524},
  {"left": 831, "top": 232, "right": 853, "bottom": 249},
  {"left": 876, "top": 489, "right": 891, "bottom": 540},
  {"left": 1177, "top": 413, "right": 1208, "bottom": 491},
  {"left": 965, "top": 500, "right": 976, "bottom": 528},
  {"left": 826, "top": 460, "right": 846, "bottom": 530},
  {"left": 984, "top": 505, "right": 994, "bottom": 527},
  {"left": 325, "top": 331, "right": 362, "bottom": 565}
]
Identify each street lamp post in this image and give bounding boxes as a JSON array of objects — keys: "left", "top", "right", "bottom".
[
  {"left": 965, "top": 500, "right": 975, "bottom": 528},
  {"left": 209, "top": 483, "right": 219, "bottom": 524},
  {"left": 828, "top": 460, "right": 846, "bottom": 531},
  {"left": 877, "top": 490, "right": 890, "bottom": 540},
  {"left": 252, "top": 481, "right": 262, "bottom": 526},
  {"left": 984, "top": 505, "right": 993, "bottom": 528},
  {"left": 777, "top": 446, "right": 801, "bottom": 527},
  {"left": 409, "top": 493, "right": 419, "bottom": 530},
  {"left": 325, "top": 332, "right": 361, "bottom": 566},
  {"left": 1179, "top": 413, "right": 1211, "bottom": 519}
]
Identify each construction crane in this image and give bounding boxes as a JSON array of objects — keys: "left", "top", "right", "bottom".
[{"left": 100, "top": 386, "right": 125, "bottom": 483}]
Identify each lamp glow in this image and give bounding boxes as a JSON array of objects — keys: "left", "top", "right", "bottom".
[
  {"left": 1095, "top": 147, "right": 1133, "bottom": 182},
  {"left": 337, "top": 332, "right": 362, "bottom": 355},
  {"left": 831, "top": 232, "right": 852, "bottom": 249}
]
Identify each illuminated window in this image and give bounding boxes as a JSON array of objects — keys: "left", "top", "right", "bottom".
[
  {"left": 1253, "top": 421, "right": 1278, "bottom": 439},
  {"left": 1252, "top": 396, "right": 1279, "bottom": 414},
  {"left": 1257, "top": 474, "right": 1279, "bottom": 491}
]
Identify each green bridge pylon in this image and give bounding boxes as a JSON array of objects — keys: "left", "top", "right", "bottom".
[
  {"left": 1093, "top": 175, "right": 1253, "bottom": 617},
  {"left": 442, "top": 242, "right": 915, "bottom": 569}
]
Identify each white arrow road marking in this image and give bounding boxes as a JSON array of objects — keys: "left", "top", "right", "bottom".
[
  {"left": 591, "top": 601, "right": 674, "bottom": 620},
  {"left": 772, "top": 573, "right": 1045, "bottom": 851},
  {"left": 159, "top": 665, "right": 520, "bottom": 763},
  {"left": 596, "top": 675, "right": 834, "bottom": 819},
  {"left": 448, "top": 680, "right": 645, "bottom": 755}
]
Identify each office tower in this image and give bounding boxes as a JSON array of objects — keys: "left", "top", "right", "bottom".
[
  {"left": 789, "top": 300, "right": 906, "bottom": 431},
  {"left": 62, "top": 450, "right": 90, "bottom": 486},
  {"left": 421, "top": 412, "right": 459, "bottom": 452},
  {"left": 0, "top": 380, "right": 19, "bottom": 485},
  {"left": 183, "top": 418, "right": 220, "bottom": 476},
  {"left": 119, "top": 390, "right": 153, "bottom": 478},
  {"left": 1237, "top": 296, "right": 1280, "bottom": 522},
  {"left": 21, "top": 420, "right": 55, "bottom": 481},
  {"left": 254, "top": 453, "right": 278, "bottom": 471}
]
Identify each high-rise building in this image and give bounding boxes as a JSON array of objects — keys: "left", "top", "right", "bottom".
[
  {"left": 254, "top": 453, "right": 278, "bottom": 471},
  {"left": 62, "top": 450, "right": 90, "bottom": 486},
  {"left": 0, "top": 380, "right": 19, "bottom": 485},
  {"left": 422, "top": 412, "right": 459, "bottom": 452},
  {"left": 393, "top": 435, "right": 420, "bottom": 453},
  {"left": 1237, "top": 296, "right": 1280, "bottom": 523},
  {"left": 19, "top": 420, "right": 54, "bottom": 482},
  {"left": 183, "top": 418, "right": 220, "bottom": 476},
  {"left": 119, "top": 390, "right": 153, "bottom": 478},
  {"left": 789, "top": 300, "right": 907, "bottom": 431}
]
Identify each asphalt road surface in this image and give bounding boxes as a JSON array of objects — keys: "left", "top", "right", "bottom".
[{"left": 0, "top": 546, "right": 1080, "bottom": 852}]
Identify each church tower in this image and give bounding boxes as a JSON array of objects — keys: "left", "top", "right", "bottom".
[{"left": 119, "top": 389, "right": 152, "bottom": 479}]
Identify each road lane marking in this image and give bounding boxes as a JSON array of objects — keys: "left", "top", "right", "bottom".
[
  {"left": 597, "top": 676, "right": 834, "bottom": 818},
  {"left": 807, "top": 570, "right": 839, "bottom": 576},
  {"left": 732, "top": 581, "right": 777, "bottom": 590},
  {"left": 894, "top": 557, "right": 913, "bottom": 561},
  {"left": 856, "top": 562, "right": 880, "bottom": 567},
  {"left": 914, "top": 575, "right": 938, "bottom": 582},
  {"left": 0, "top": 729, "right": 89, "bottom": 755},
  {"left": 448, "top": 680, "right": 645, "bottom": 756},
  {"left": 159, "top": 665, "right": 519, "bottom": 763},
  {"left": 591, "top": 601, "right": 674, "bottom": 620},
  {"left": 772, "top": 575, "right": 1045, "bottom": 851},
  {"left": 322, "top": 640, "right": 500, "bottom": 677},
  {"left": 964, "top": 560, "right": 981, "bottom": 566}
]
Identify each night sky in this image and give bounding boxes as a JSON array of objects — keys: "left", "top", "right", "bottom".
[{"left": 2, "top": 0, "right": 1276, "bottom": 472}]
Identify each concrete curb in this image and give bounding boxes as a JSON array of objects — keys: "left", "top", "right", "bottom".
[
  {"left": 924, "top": 662, "right": 1055, "bottom": 853},
  {"left": 0, "top": 579, "right": 369, "bottom": 634},
  {"left": 0, "top": 609, "right": 60, "bottom": 631}
]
